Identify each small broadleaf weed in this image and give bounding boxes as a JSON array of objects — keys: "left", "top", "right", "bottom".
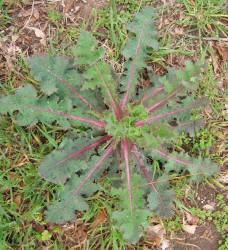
[{"left": 0, "top": 7, "right": 219, "bottom": 243}]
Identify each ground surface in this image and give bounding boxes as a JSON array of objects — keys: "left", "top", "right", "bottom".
[{"left": 0, "top": 0, "right": 227, "bottom": 249}]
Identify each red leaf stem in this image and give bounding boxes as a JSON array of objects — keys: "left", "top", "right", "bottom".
[
  {"left": 64, "top": 143, "right": 114, "bottom": 206},
  {"left": 132, "top": 145, "right": 158, "bottom": 194},
  {"left": 142, "top": 87, "right": 165, "bottom": 103},
  {"left": 45, "top": 135, "right": 112, "bottom": 171},
  {"left": 151, "top": 148, "right": 192, "bottom": 166},
  {"left": 95, "top": 65, "right": 122, "bottom": 120},
  {"left": 121, "top": 27, "right": 144, "bottom": 110},
  {"left": 135, "top": 105, "right": 194, "bottom": 127},
  {"left": 122, "top": 138, "right": 133, "bottom": 215},
  {"left": 46, "top": 69, "right": 102, "bottom": 114},
  {"left": 147, "top": 85, "right": 185, "bottom": 112},
  {"left": 26, "top": 106, "right": 105, "bottom": 128}
]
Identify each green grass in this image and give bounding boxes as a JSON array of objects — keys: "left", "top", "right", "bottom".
[
  {"left": 0, "top": 0, "right": 13, "bottom": 30},
  {"left": 0, "top": 0, "right": 227, "bottom": 248},
  {"left": 83, "top": 178, "right": 128, "bottom": 250},
  {"left": 47, "top": 8, "right": 63, "bottom": 25},
  {"left": 0, "top": 116, "right": 64, "bottom": 248},
  {"left": 176, "top": 0, "right": 228, "bottom": 37}
]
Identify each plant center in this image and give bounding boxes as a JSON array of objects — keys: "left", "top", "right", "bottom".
[{"left": 105, "top": 104, "right": 150, "bottom": 142}]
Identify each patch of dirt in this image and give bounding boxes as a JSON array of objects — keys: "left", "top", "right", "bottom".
[
  {"left": 72, "top": 0, "right": 107, "bottom": 18},
  {"left": 0, "top": 0, "right": 108, "bottom": 89},
  {"left": 170, "top": 222, "right": 221, "bottom": 250},
  {"left": 169, "top": 182, "right": 228, "bottom": 250},
  {"left": 1, "top": 1, "right": 103, "bottom": 55},
  {"left": 186, "top": 182, "right": 228, "bottom": 210}
]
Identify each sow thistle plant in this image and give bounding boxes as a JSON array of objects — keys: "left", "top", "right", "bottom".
[{"left": 0, "top": 7, "right": 219, "bottom": 243}]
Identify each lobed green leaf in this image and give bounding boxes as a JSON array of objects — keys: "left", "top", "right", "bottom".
[
  {"left": 121, "top": 7, "right": 158, "bottom": 102},
  {"left": 38, "top": 136, "right": 98, "bottom": 185},
  {"left": 148, "top": 175, "right": 175, "bottom": 218},
  {"left": 28, "top": 55, "right": 82, "bottom": 96},
  {"left": 82, "top": 62, "right": 118, "bottom": 106},
  {"left": 0, "top": 85, "right": 73, "bottom": 128},
  {"left": 73, "top": 31, "right": 105, "bottom": 65},
  {"left": 164, "top": 152, "right": 219, "bottom": 181},
  {"left": 45, "top": 174, "right": 98, "bottom": 224},
  {"left": 112, "top": 173, "right": 150, "bottom": 243}
]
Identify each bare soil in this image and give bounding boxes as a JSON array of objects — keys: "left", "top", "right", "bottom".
[{"left": 169, "top": 183, "right": 228, "bottom": 250}]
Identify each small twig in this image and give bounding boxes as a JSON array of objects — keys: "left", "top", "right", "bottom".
[
  {"left": 174, "top": 240, "right": 201, "bottom": 249},
  {"left": 20, "top": 0, "right": 35, "bottom": 32},
  {"left": 185, "top": 34, "right": 228, "bottom": 42},
  {"left": 133, "top": 172, "right": 204, "bottom": 189}
]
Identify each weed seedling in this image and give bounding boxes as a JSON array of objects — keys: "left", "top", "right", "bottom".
[{"left": 0, "top": 7, "right": 219, "bottom": 243}]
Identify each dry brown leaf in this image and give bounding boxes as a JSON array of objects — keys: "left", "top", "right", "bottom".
[
  {"left": 209, "top": 42, "right": 219, "bottom": 73},
  {"left": 14, "top": 194, "right": 22, "bottom": 208},
  {"left": 148, "top": 223, "right": 166, "bottom": 237},
  {"left": 182, "top": 218, "right": 197, "bottom": 234},
  {"left": 211, "top": 56, "right": 219, "bottom": 73},
  {"left": 184, "top": 211, "right": 199, "bottom": 225},
  {"left": 182, "top": 212, "right": 198, "bottom": 235},
  {"left": 217, "top": 43, "right": 228, "bottom": 61},
  {"left": 91, "top": 208, "right": 107, "bottom": 230},
  {"left": 179, "top": 12, "right": 185, "bottom": 20},
  {"left": 23, "top": 8, "right": 33, "bottom": 17},
  {"left": 142, "top": 245, "right": 150, "bottom": 250},
  {"left": 11, "top": 34, "right": 19, "bottom": 44},
  {"left": 182, "top": 224, "right": 197, "bottom": 234},
  {"left": 148, "top": 237, "right": 162, "bottom": 246},
  {"left": 27, "top": 27, "right": 46, "bottom": 46},
  {"left": 33, "top": 9, "right": 39, "bottom": 19},
  {"left": 206, "top": 23, "right": 213, "bottom": 33},
  {"left": 161, "top": 239, "right": 170, "bottom": 250},
  {"left": 147, "top": 223, "right": 166, "bottom": 247},
  {"left": 217, "top": 172, "right": 228, "bottom": 184},
  {"left": 222, "top": 103, "right": 228, "bottom": 119},
  {"left": 9, "top": 171, "right": 17, "bottom": 181},
  {"left": 224, "top": 78, "right": 228, "bottom": 90},
  {"left": 174, "top": 27, "right": 184, "bottom": 35},
  {"left": 64, "top": 0, "right": 73, "bottom": 13},
  {"left": 32, "top": 221, "right": 45, "bottom": 233}
]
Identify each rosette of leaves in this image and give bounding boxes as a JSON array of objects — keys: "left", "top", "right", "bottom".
[{"left": 0, "top": 7, "right": 219, "bottom": 243}]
